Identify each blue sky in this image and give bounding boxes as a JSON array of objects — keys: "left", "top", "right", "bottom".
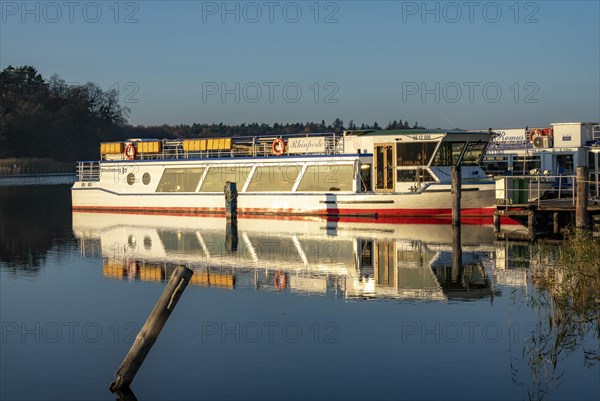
[{"left": 1, "top": 0, "right": 599, "bottom": 129}]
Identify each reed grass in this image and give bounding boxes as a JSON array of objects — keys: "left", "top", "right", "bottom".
[{"left": 0, "top": 158, "right": 73, "bottom": 175}]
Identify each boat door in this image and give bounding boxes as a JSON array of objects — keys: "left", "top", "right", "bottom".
[{"left": 374, "top": 144, "right": 395, "bottom": 192}]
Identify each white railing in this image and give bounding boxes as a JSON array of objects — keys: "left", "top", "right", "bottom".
[
  {"left": 495, "top": 171, "right": 600, "bottom": 206},
  {"left": 76, "top": 161, "right": 100, "bottom": 182},
  {"left": 101, "top": 133, "right": 342, "bottom": 161}
]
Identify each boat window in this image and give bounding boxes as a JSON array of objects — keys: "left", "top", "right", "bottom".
[
  {"left": 513, "top": 156, "right": 541, "bottom": 175},
  {"left": 482, "top": 156, "right": 510, "bottom": 176},
  {"left": 296, "top": 164, "right": 354, "bottom": 192},
  {"left": 396, "top": 142, "right": 437, "bottom": 166},
  {"left": 156, "top": 168, "right": 205, "bottom": 192},
  {"left": 127, "top": 173, "right": 135, "bottom": 185},
  {"left": 199, "top": 166, "right": 251, "bottom": 192},
  {"left": 360, "top": 163, "right": 372, "bottom": 192},
  {"left": 246, "top": 164, "right": 301, "bottom": 192},
  {"left": 462, "top": 142, "right": 487, "bottom": 166},
  {"left": 432, "top": 142, "right": 465, "bottom": 166},
  {"left": 396, "top": 169, "right": 435, "bottom": 182},
  {"left": 142, "top": 173, "right": 151, "bottom": 185}
]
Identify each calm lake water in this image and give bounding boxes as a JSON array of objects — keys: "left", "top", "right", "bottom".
[{"left": 1, "top": 181, "right": 598, "bottom": 401}]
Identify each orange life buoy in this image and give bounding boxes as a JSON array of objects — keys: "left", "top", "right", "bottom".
[
  {"left": 272, "top": 138, "right": 285, "bottom": 156},
  {"left": 274, "top": 271, "right": 287, "bottom": 289},
  {"left": 124, "top": 143, "right": 137, "bottom": 160},
  {"left": 529, "top": 128, "right": 542, "bottom": 142}
]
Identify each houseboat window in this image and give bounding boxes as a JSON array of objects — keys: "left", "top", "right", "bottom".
[
  {"left": 156, "top": 168, "right": 205, "bottom": 192},
  {"left": 360, "top": 164, "right": 372, "bottom": 192},
  {"left": 556, "top": 154, "right": 574, "bottom": 173},
  {"left": 142, "top": 173, "right": 151, "bottom": 185},
  {"left": 432, "top": 142, "right": 465, "bottom": 166},
  {"left": 127, "top": 173, "right": 135, "bottom": 185},
  {"left": 296, "top": 164, "right": 354, "bottom": 192},
  {"left": 199, "top": 166, "right": 251, "bottom": 192},
  {"left": 396, "top": 142, "right": 437, "bottom": 166},
  {"left": 512, "top": 156, "right": 540, "bottom": 175},
  {"left": 589, "top": 151, "right": 599, "bottom": 172},
  {"left": 246, "top": 165, "right": 301, "bottom": 192},
  {"left": 482, "top": 156, "right": 510, "bottom": 175},
  {"left": 396, "top": 168, "right": 435, "bottom": 182},
  {"left": 461, "top": 142, "right": 487, "bottom": 166}
]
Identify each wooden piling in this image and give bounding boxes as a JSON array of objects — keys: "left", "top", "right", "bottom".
[
  {"left": 110, "top": 265, "right": 193, "bottom": 391},
  {"left": 553, "top": 212, "right": 560, "bottom": 234},
  {"left": 527, "top": 210, "right": 536, "bottom": 240},
  {"left": 451, "top": 166, "right": 461, "bottom": 227},
  {"left": 451, "top": 223, "right": 462, "bottom": 282},
  {"left": 224, "top": 181, "right": 238, "bottom": 219},
  {"left": 451, "top": 165, "right": 462, "bottom": 281},
  {"left": 576, "top": 166, "right": 590, "bottom": 232},
  {"left": 493, "top": 212, "right": 501, "bottom": 234}
]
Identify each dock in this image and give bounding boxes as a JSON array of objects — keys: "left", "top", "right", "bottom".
[{"left": 494, "top": 167, "right": 600, "bottom": 241}]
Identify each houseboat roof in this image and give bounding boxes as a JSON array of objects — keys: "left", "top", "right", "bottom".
[{"left": 345, "top": 129, "right": 491, "bottom": 136}]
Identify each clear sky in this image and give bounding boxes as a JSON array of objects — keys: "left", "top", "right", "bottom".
[{"left": 1, "top": 0, "right": 599, "bottom": 130}]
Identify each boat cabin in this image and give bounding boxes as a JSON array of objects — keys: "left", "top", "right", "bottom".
[{"left": 82, "top": 129, "right": 493, "bottom": 195}]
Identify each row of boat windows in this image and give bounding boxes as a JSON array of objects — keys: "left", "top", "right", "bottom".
[
  {"left": 396, "top": 142, "right": 487, "bottom": 166},
  {"left": 128, "top": 165, "right": 356, "bottom": 192}
]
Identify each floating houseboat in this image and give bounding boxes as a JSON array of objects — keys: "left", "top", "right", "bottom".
[
  {"left": 72, "top": 129, "right": 498, "bottom": 220},
  {"left": 483, "top": 122, "right": 600, "bottom": 176}
]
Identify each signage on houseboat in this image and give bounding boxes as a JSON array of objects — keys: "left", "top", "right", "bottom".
[{"left": 287, "top": 137, "right": 326, "bottom": 154}]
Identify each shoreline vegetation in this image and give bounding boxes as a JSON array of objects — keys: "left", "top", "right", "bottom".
[{"left": 0, "top": 158, "right": 73, "bottom": 176}]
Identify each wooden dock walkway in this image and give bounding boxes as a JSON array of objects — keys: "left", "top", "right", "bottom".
[{"left": 494, "top": 167, "right": 600, "bottom": 241}]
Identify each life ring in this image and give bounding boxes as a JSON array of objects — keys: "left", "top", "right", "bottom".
[
  {"left": 272, "top": 138, "right": 285, "bottom": 156},
  {"left": 529, "top": 129, "right": 542, "bottom": 142},
  {"left": 124, "top": 143, "right": 137, "bottom": 160},
  {"left": 274, "top": 271, "right": 287, "bottom": 289}
]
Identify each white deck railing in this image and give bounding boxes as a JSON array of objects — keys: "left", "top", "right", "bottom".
[
  {"left": 76, "top": 161, "right": 100, "bottom": 182},
  {"left": 101, "top": 133, "right": 343, "bottom": 161},
  {"left": 495, "top": 171, "right": 600, "bottom": 206}
]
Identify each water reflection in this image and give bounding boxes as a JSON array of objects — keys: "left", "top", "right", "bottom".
[
  {"left": 72, "top": 213, "right": 504, "bottom": 302},
  {"left": 0, "top": 184, "right": 75, "bottom": 272}
]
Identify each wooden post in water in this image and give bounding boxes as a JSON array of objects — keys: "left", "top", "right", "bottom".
[
  {"left": 451, "top": 165, "right": 462, "bottom": 282},
  {"left": 224, "top": 182, "right": 238, "bottom": 252},
  {"left": 576, "top": 166, "right": 590, "bottom": 233},
  {"left": 527, "top": 210, "right": 536, "bottom": 240},
  {"left": 224, "top": 181, "right": 238, "bottom": 219},
  {"left": 493, "top": 212, "right": 501, "bottom": 235},
  {"left": 553, "top": 212, "right": 560, "bottom": 235},
  {"left": 110, "top": 265, "right": 193, "bottom": 392},
  {"left": 451, "top": 166, "right": 461, "bottom": 227}
]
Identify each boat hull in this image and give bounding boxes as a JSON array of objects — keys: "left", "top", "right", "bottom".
[{"left": 72, "top": 183, "right": 497, "bottom": 222}]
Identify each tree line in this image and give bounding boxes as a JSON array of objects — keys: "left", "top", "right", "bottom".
[{"left": 1, "top": 66, "right": 425, "bottom": 162}]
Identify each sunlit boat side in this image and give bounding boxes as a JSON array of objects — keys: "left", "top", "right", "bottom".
[{"left": 71, "top": 130, "right": 498, "bottom": 221}]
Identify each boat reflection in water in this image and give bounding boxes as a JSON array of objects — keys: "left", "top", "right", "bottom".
[{"left": 72, "top": 213, "right": 510, "bottom": 301}]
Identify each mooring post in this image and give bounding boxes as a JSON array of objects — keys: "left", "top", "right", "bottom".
[
  {"left": 224, "top": 181, "right": 238, "bottom": 219},
  {"left": 451, "top": 165, "right": 462, "bottom": 281},
  {"left": 224, "top": 181, "right": 238, "bottom": 252},
  {"left": 576, "top": 166, "right": 590, "bottom": 232},
  {"left": 451, "top": 165, "right": 461, "bottom": 227},
  {"left": 527, "top": 210, "right": 536, "bottom": 240},
  {"left": 553, "top": 212, "right": 560, "bottom": 235},
  {"left": 110, "top": 265, "right": 193, "bottom": 392},
  {"left": 493, "top": 211, "right": 501, "bottom": 234}
]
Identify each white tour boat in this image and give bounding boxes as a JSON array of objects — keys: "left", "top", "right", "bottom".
[{"left": 71, "top": 129, "right": 497, "bottom": 222}]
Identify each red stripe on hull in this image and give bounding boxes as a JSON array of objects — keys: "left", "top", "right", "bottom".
[{"left": 72, "top": 205, "right": 520, "bottom": 225}]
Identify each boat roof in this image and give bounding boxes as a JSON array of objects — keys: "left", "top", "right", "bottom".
[{"left": 345, "top": 129, "right": 491, "bottom": 136}]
